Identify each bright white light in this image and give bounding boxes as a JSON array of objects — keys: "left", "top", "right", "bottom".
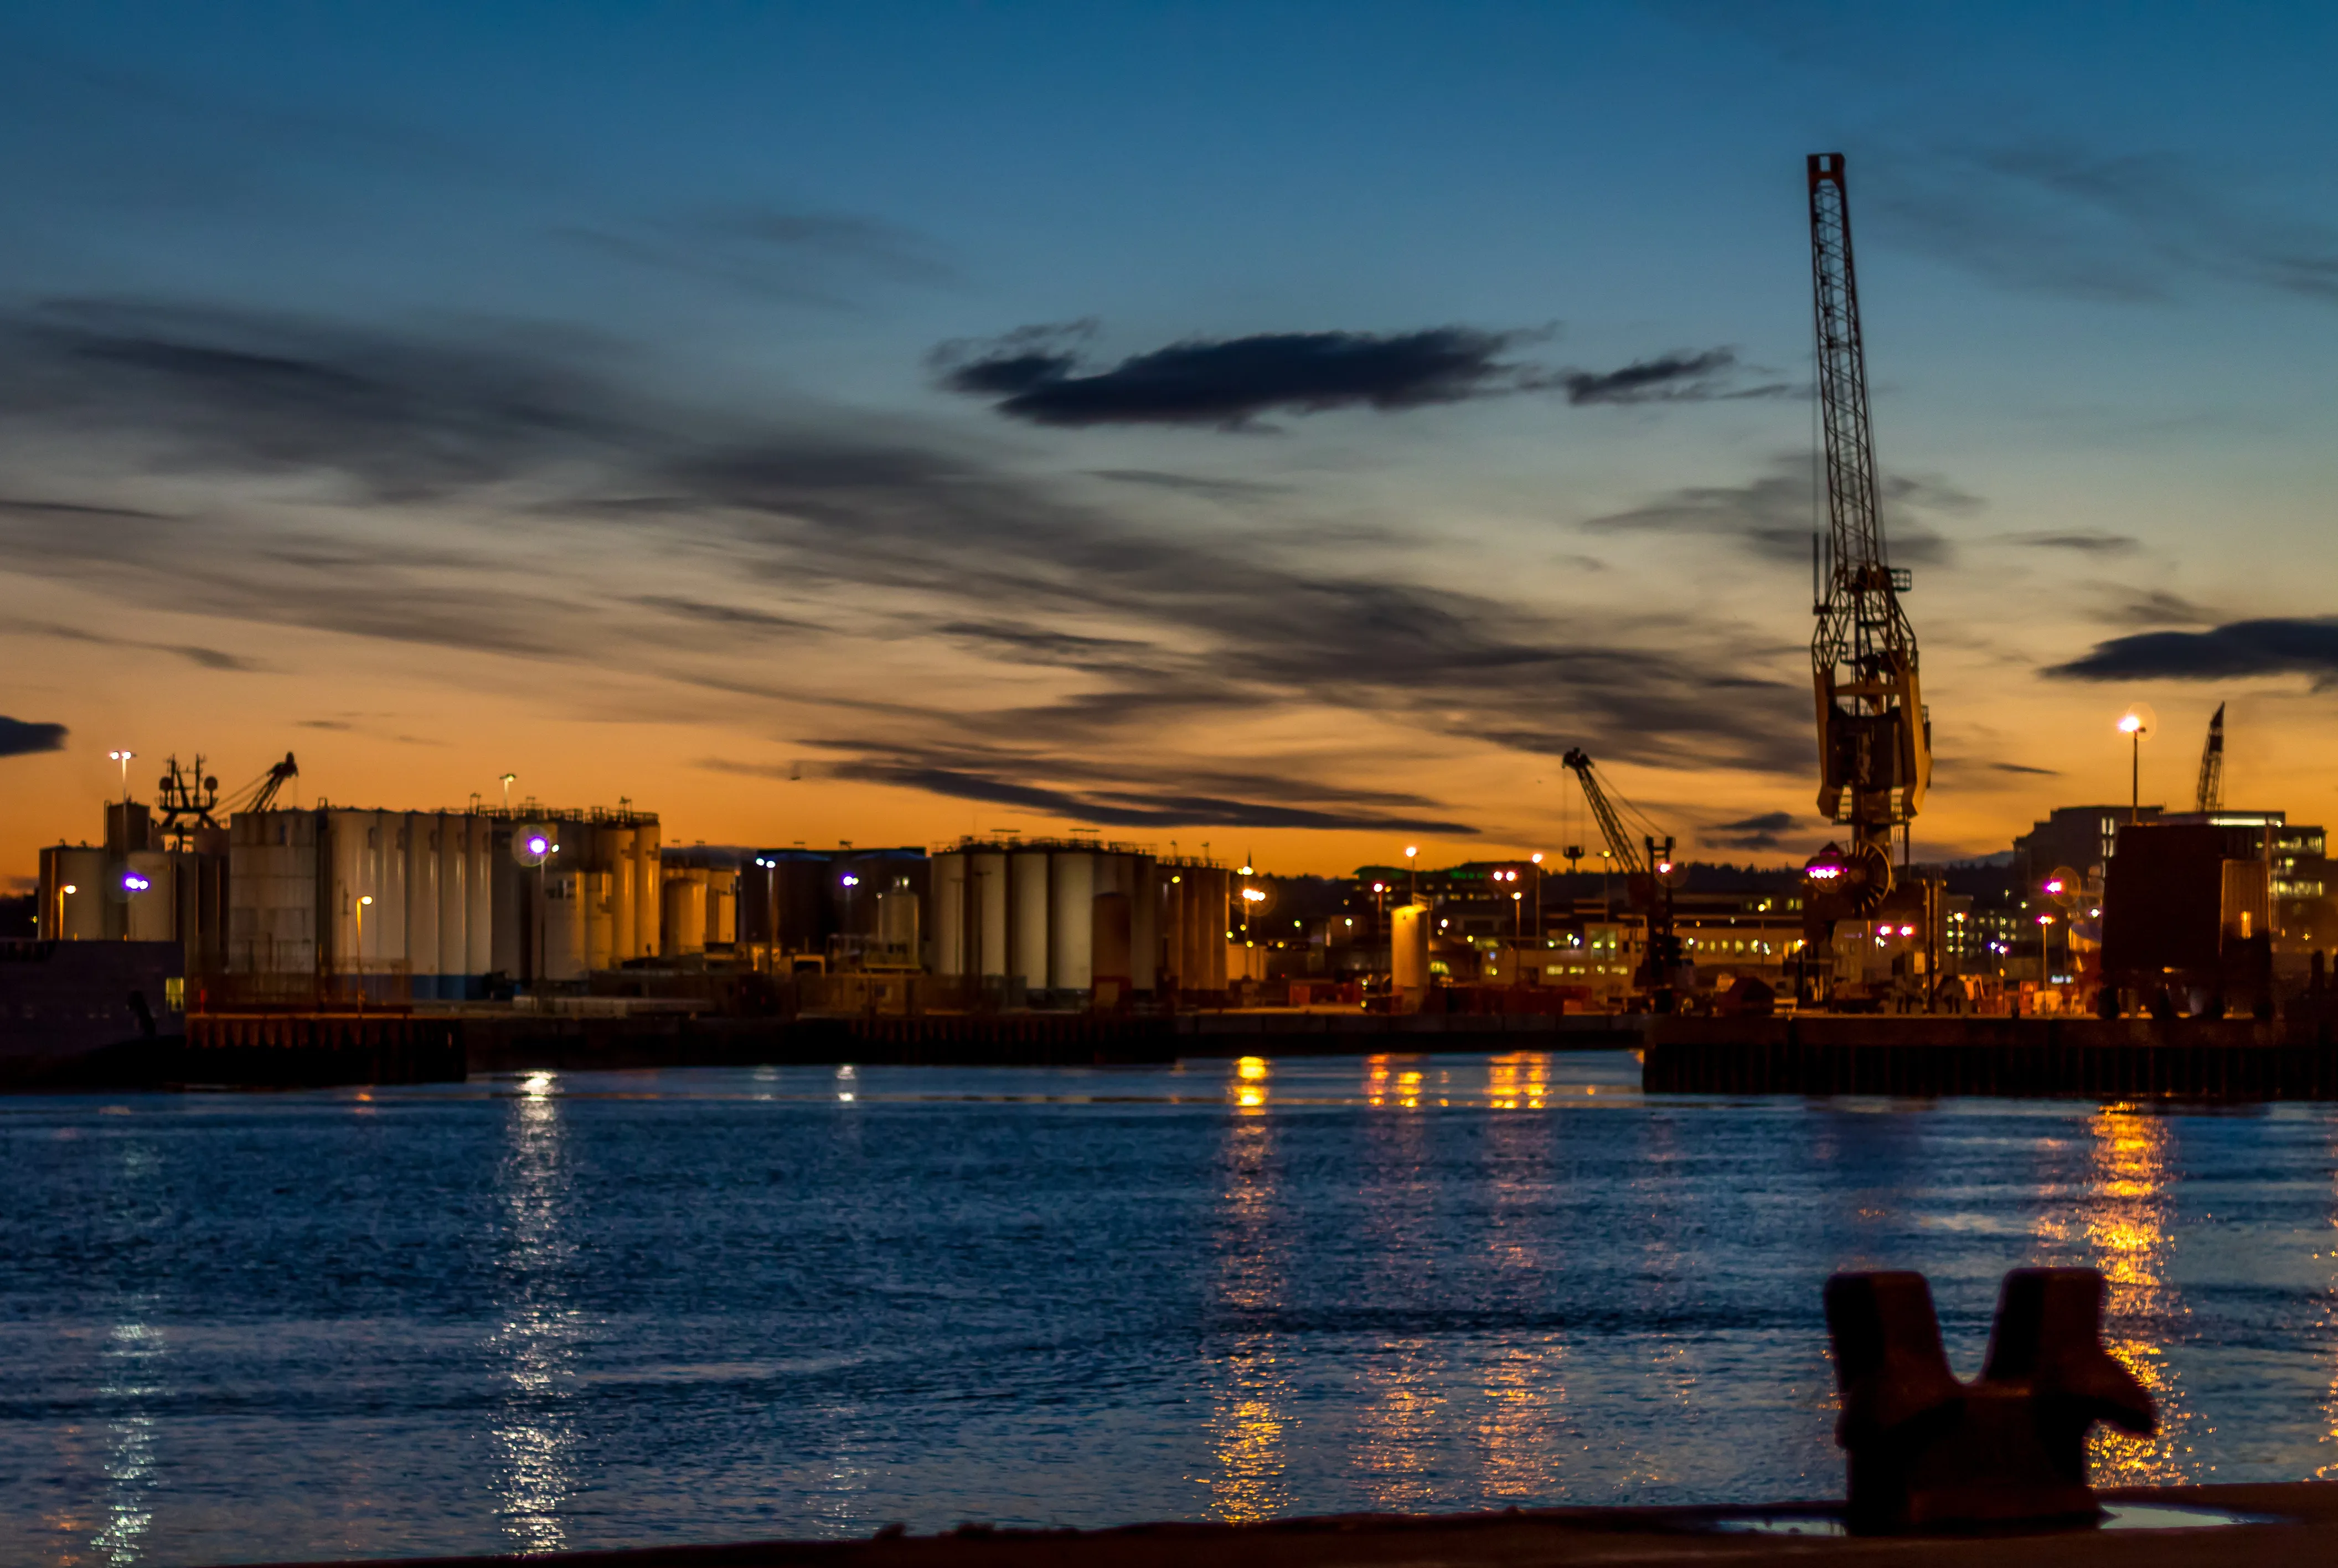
[
  {"left": 358, "top": 895, "right": 374, "bottom": 906},
  {"left": 1404, "top": 845, "right": 1418, "bottom": 858},
  {"left": 2118, "top": 714, "right": 2143, "bottom": 734},
  {"left": 61, "top": 884, "right": 76, "bottom": 895}
]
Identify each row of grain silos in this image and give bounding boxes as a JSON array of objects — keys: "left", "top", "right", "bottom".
[
  {"left": 225, "top": 806, "right": 664, "bottom": 998},
  {"left": 929, "top": 842, "right": 1229, "bottom": 998}
]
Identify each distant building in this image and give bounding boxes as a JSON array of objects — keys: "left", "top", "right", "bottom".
[{"left": 2014, "top": 804, "right": 2161, "bottom": 885}]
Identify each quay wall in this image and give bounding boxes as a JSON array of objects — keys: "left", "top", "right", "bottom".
[{"left": 1644, "top": 1014, "right": 2338, "bottom": 1099}]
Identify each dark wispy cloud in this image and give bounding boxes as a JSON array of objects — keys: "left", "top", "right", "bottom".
[
  {"left": 1086, "top": 468, "right": 1286, "bottom": 501},
  {"left": 780, "top": 740, "right": 1481, "bottom": 834},
  {"left": 0, "top": 295, "right": 1820, "bottom": 828},
  {"left": 1552, "top": 349, "right": 1791, "bottom": 406},
  {"left": 932, "top": 323, "right": 1545, "bottom": 429},
  {"left": 2047, "top": 617, "right": 2338, "bottom": 684},
  {"left": 0, "top": 716, "right": 68, "bottom": 758},
  {"left": 9, "top": 617, "right": 265, "bottom": 672},
  {"left": 1704, "top": 809, "right": 1803, "bottom": 850},
  {"left": 1581, "top": 453, "right": 1974, "bottom": 566},
  {"left": 1990, "top": 761, "right": 2059, "bottom": 776},
  {"left": 1, "top": 299, "right": 621, "bottom": 501},
  {"left": 1869, "top": 143, "right": 2338, "bottom": 307},
  {"left": 933, "top": 324, "right": 1785, "bottom": 430},
  {"left": 2006, "top": 530, "right": 2139, "bottom": 555},
  {"left": 630, "top": 595, "right": 819, "bottom": 635},
  {"left": 2098, "top": 588, "right": 2218, "bottom": 628}
]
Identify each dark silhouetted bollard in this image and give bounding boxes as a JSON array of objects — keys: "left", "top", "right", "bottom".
[{"left": 1824, "top": 1267, "right": 2153, "bottom": 1531}]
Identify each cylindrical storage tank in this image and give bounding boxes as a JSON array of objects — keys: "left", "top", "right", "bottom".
[
  {"left": 329, "top": 809, "right": 368, "bottom": 975},
  {"left": 1010, "top": 851, "right": 1050, "bottom": 989},
  {"left": 543, "top": 870, "right": 586, "bottom": 981},
  {"left": 709, "top": 871, "right": 737, "bottom": 945},
  {"left": 45, "top": 847, "right": 112, "bottom": 940},
  {"left": 1158, "top": 870, "right": 1184, "bottom": 989},
  {"left": 971, "top": 851, "right": 1008, "bottom": 978},
  {"left": 437, "top": 814, "right": 469, "bottom": 997},
  {"left": 662, "top": 869, "right": 708, "bottom": 956},
  {"left": 1049, "top": 852, "right": 1095, "bottom": 991},
  {"left": 123, "top": 850, "right": 176, "bottom": 942},
  {"left": 1174, "top": 868, "right": 1205, "bottom": 992},
  {"left": 1392, "top": 903, "right": 1431, "bottom": 1007},
  {"left": 932, "top": 852, "right": 967, "bottom": 977},
  {"left": 1129, "top": 858, "right": 1159, "bottom": 992},
  {"left": 378, "top": 812, "right": 410, "bottom": 977},
  {"left": 606, "top": 825, "right": 636, "bottom": 963},
  {"left": 405, "top": 812, "right": 440, "bottom": 999},
  {"left": 469, "top": 817, "right": 496, "bottom": 979},
  {"left": 632, "top": 821, "right": 660, "bottom": 960},
  {"left": 1091, "top": 891, "right": 1132, "bottom": 989}
]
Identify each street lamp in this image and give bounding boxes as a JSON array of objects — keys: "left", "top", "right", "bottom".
[
  {"left": 2116, "top": 705, "right": 2156, "bottom": 826},
  {"left": 499, "top": 772, "right": 516, "bottom": 811},
  {"left": 1529, "top": 852, "right": 1545, "bottom": 942},
  {"left": 107, "top": 750, "right": 135, "bottom": 802},
  {"left": 2037, "top": 911, "right": 2055, "bottom": 987},
  {"left": 55, "top": 883, "right": 76, "bottom": 940},
  {"left": 1404, "top": 845, "right": 1419, "bottom": 904}
]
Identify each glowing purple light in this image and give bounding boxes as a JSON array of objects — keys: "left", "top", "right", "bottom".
[
  {"left": 527, "top": 835, "right": 550, "bottom": 856},
  {"left": 121, "top": 873, "right": 151, "bottom": 893}
]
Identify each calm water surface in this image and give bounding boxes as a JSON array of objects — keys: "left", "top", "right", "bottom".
[{"left": 5, "top": 1051, "right": 2338, "bottom": 1565}]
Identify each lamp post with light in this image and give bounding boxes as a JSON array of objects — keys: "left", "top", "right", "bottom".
[
  {"left": 55, "top": 883, "right": 76, "bottom": 940},
  {"left": 2037, "top": 911, "right": 2055, "bottom": 990},
  {"left": 107, "top": 750, "right": 135, "bottom": 803},
  {"left": 356, "top": 894, "right": 374, "bottom": 1008},
  {"left": 1404, "top": 845, "right": 1419, "bottom": 905},
  {"left": 2115, "top": 705, "right": 2155, "bottom": 826},
  {"left": 1529, "top": 852, "right": 1545, "bottom": 942}
]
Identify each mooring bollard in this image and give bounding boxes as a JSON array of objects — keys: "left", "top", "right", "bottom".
[{"left": 1824, "top": 1267, "right": 2154, "bottom": 1531}]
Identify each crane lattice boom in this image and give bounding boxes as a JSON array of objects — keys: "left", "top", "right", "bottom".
[
  {"left": 1561, "top": 749, "right": 1649, "bottom": 877},
  {"left": 1809, "top": 152, "right": 1928, "bottom": 863},
  {"left": 2195, "top": 704, "right": 2225, "bottom": 813}
]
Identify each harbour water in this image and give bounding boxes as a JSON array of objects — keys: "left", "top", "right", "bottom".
[{"left": 4, "top": 1051, "right": 2337, "bottom": 1566}]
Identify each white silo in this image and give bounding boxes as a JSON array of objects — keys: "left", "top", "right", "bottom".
[
  {"left": 405, "top": 812, "right": 440, "bottom": 997},
  {"left": 1047, "top": 850, "right": 1096, "bottom": 990}
]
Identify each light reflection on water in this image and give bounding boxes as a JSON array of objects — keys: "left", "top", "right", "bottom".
[
  {"left": 488, "top": 1071, "right": 578, "bottom": 1551},
  {"left": 1202, "top": 1098, "right": 1289, "bottom": 1522},
  {"left": 6, "top": 1053, "right": 2338, "bottom": 1564}
]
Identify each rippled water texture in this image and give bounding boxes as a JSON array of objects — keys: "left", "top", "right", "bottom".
[{"left": 6, "top": 1052, "right": 2338, "bottom": 1565}]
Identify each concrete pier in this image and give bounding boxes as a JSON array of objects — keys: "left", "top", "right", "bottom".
[{"left": 229, "top": 1482, "right": 2338, "bottom": 1568}]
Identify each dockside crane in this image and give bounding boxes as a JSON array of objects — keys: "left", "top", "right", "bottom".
[
  {"left": 155, "top": 751, "right": 300, "bottom": 849},
  {"left": 2195, "top": 704, "right": 2225, "bottom": 813},
  {"left": 1808, "top": 152, "right": 1929, "bottom": 911},
  {"left": 1562, "top": 747, "right": 1682, "bottom": 1008}
]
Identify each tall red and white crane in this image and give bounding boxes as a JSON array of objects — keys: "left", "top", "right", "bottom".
[{"left": 1808, "top": 152, "right": 1928, "bottom": 907}]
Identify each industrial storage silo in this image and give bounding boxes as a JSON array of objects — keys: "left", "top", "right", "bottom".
[
  {"left": 1047, "top": 850, "right": 1095, "bottom": 991},
  {"left": 605, "top": 823, "right": 637, "bottom": 963},
  {"left": 405, "top": 812, "right": 440, "bottom": 998},
  {"left": 662, "top": 867, "right": 709, "bottom": 956},
  {"left": 466, "top": 814, "right": 494, "bottom": 981},
  {"left": 631, "top": 819, "right": 661, "bottom": 960},
  {"left": 436, "top": 813, "right": 472, "bottom": 999}
]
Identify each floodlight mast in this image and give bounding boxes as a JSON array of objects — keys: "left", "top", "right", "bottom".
[{"left": 1809, "top": 152, "right": 1928, "bottom": 891}]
